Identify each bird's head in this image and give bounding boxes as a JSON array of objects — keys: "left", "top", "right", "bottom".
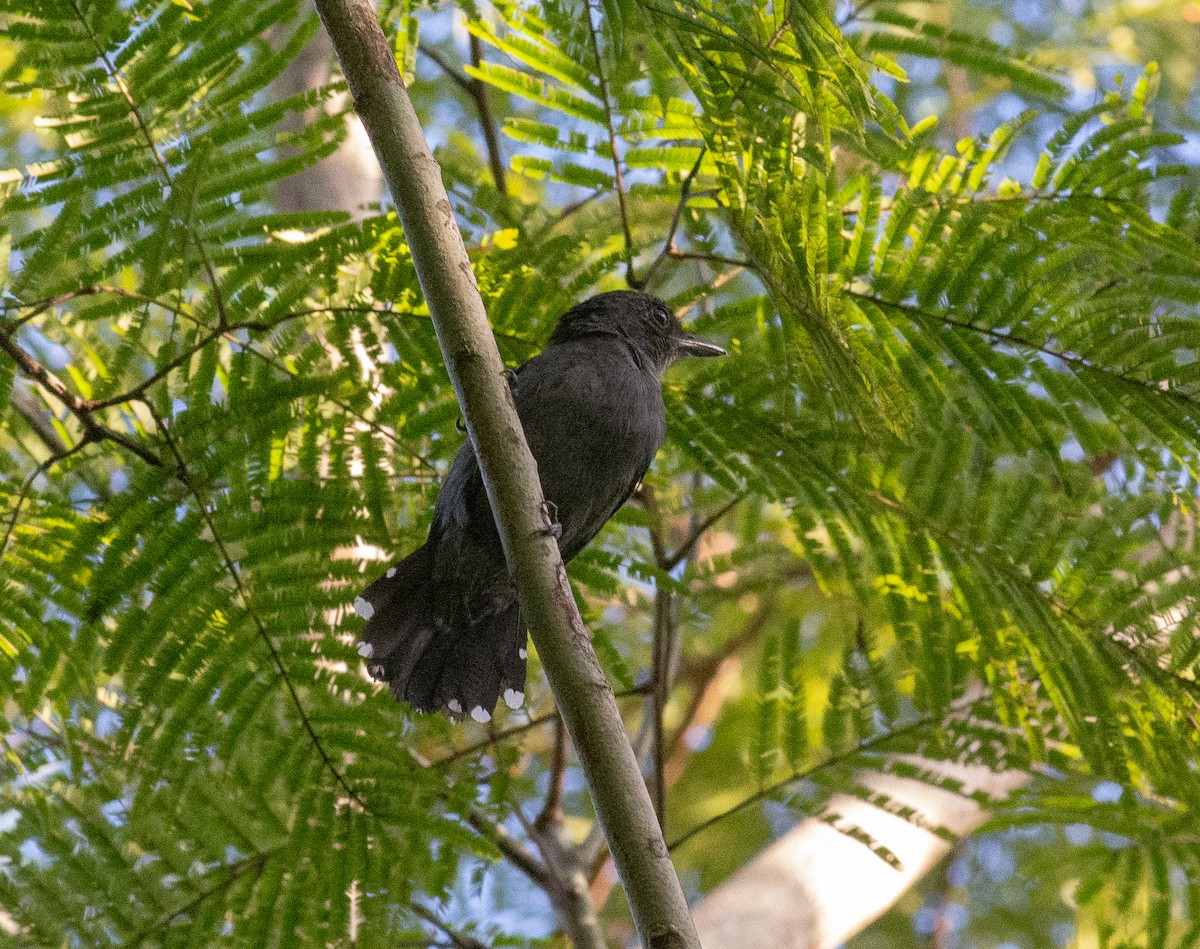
[{"left": 549, "top": 290, "right": 725, "bottom": 373}]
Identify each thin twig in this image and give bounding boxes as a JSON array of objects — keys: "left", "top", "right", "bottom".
[
  {"left": 408, "top": 746, "right": 558, "bottom": 890},
  {"left": 849, "top": 291, "right": 1200, "bottom": 414},
  {"left": 651, "top": 586, "right": 672, "bottom": 832},
  {"left": 418, "top": 46, "right": 473, "bottom": 92},
  {"left": 0, "top": 285, "right": 187, "bottom": 335},
  {"left": 128, "top": 849, "right": 278, "bottom": 947},
  {"left": 548, "top": 189, "right": 604, "bottom": 228},
  {"left": 411, "top": 902, "right": 490, "bottom": 949},
  {"left": 668, "top": 714, "right": 939, "bottom": 852},
  {"left": 0, "top": 332, "right": 163, "bottom": 467},
  {"left": 430, "top": 685, "right": 650, "bottom": 769},
  {"left": 582, "top": 0, "right": 636, "bottom": 286},
  {"left": 535, "top": 713, "right": 568, "bottom": 832},
  {"left": 419, "top": 41, "right": 508, "bottom": 196},
  {"left": 669, "top": 249, "right": 753, "bottom": 270},
  {"left": 468, "top": 34, "right": 508, "bottom": 196},
  {"left": 0, "top": 437, "right": 92, "bottom": 562},
  {"left": 663, "top": 603, "right": 777, "bottom": 774},
  {"left": 464, "top": 805, "right": 556, "bottom": 891},
  {"left": 639, "top": 147, "right": 708, "bottom": 290},
  {"left": 663, "top": 494, "right": 743, "bottom": 572},
  {"left": 66, "top": 0, "right": 228, "bottom": 328}
]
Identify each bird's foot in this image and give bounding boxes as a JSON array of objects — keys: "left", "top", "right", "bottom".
[{"left": 539, "top": 500, "right": 562, "bottom": 539}]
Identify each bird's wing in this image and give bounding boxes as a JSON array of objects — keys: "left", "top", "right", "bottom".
[{"left": 512, "top": 344, "right": 663, "bottom": 561}]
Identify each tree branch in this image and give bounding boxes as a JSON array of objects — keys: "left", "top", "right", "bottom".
[
  {"left": 1, "top": 436, "right": 92, "bottom": 562},
  {"left": 129, "top": 849, "right": 278, "bottom": 947},
  {"left": 311, "top": 4, "right": 699, "bottom": 947},
  {"left": 419, "top": 41, "right": 509, "bottom": 196},
  {"left": 0, "top": 332, "right": 163, "bottom": 468},
  {"left": 468, "top": 34, "right": 509, "bottom": 196},
  {"left": 411, "top": 902, "right": 490, "bottom": 949},
  {"left": 535, "top": 714, "right": 568, "bottom": 833},
  {"left": 848, "top": 290, "right": 1200, "bottom": 416},
  {"left": 582, "top": 0, "right": 636, "bottom": 287},
  {"left": 663, "top": 494, "right": 742, "bottom": 572},
  {"left": 651, "top": 585, "right": 672, "bottom": 832},
  {"left": 640, "top": 147, "right": 707, "bottom": 290}
]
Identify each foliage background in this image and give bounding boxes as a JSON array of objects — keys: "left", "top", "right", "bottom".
[{"left": 2, "top": 0, "right": 1200, "bottom": 946}]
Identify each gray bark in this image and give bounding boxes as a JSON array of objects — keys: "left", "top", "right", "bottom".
[{"left": 308, "top": 3, "right": 700, "bottom": 946}]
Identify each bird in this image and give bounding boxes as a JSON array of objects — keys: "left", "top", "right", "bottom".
[{"left": 353, "top": 290, "right": 725, "bottom": 720}]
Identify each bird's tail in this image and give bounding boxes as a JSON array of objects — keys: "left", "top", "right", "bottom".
[{"left": 355, "top": 544, "right": 528, "bottom": 719}]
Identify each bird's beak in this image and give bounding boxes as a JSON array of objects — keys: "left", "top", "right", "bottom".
[{"left": 675, "top": 334, "right": 726, "bottom": 359}]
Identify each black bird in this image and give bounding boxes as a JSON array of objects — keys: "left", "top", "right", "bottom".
[{"left": 354, "top": 290, "right": 725, "bottom": 720}]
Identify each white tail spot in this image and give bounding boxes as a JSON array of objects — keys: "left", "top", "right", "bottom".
[
  {"left": 386, "top": 567, "right": 396, "bottom": 578},
  {"left": 368, "top": 664, "right": 385, "bottom": 678},
  {"left": 518, "top": 648, "right": 527, "bottom": 660},
  {"left": 357, "top": 641, "right": 374, "bottom": 658},
  {"left": 470, "top": 705, "right": 491, "bottom": 723},
  {"left": 353, "top": 597, "right": 374, "bottom": 621},
  {"left": 447, "top": 699, "right": 462, "bottom": 714},
  {"left": 503, "top": 688, "right": 524, "bottom": 710}
]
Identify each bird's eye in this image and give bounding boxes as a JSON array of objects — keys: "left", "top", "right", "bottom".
[{"left": 652, "top": 307, "right": 671, "bottom": 328}]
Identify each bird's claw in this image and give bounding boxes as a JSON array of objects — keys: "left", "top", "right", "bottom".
[{"left": 539, "top": 500, "right": 562, "bottom": 539}]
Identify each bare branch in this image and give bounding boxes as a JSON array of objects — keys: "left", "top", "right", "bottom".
[
  {"left": 663, "top": 494, "right": 743, "bottom": 572},
  {"left": 418, "top": 46, "right": 473, "bottom": 92},
  {"left": 1, "top": 436, "right": 92, "bottom": 562},
  {"left": 418, "top": 41, "right": 508, "bottom": 195},
  {"left": 313, "top": 3, "right": 699, "bottom": 943},
  {"left": 651, "top": 586, "right": 672, "bottom": 833},
  {"left": 536, "top": 713, "right": 568, "bottom": 833},
  {"left": 128, "top": 849, "right": 278, "bottom": 947},
  {"left": 848, "top": 290, "right": 1200, "bottom": 415}
]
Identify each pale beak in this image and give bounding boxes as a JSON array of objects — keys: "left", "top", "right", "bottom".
[{"left": 675, "top": 334, "right": 726, "bottom": 358}]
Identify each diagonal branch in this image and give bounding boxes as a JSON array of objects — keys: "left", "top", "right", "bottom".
[
  {"left": 410, "top": 902, "right": 490, "bottom": 949},
  {"left": 668, "top": 713, "right": 940, "bottom": 852},
  {"left": 420, "top": 42, "right": 509, "bottom": 195},
  {"left": 663, "top": 494, "right": 743, "bottom": 572},
  {"left": 639, "top": 147, "right": 708, "bottom": 290},
  {"left": 0, "top": 436, "right": 92, "bottom": 561},
  {"left": 468, "top": 34, "right": 509, "bottom": 196},
  {"left": 848, "top": 290, "right": 1200, "bottom": 418},
  {"left": 311, "top": 3, "right": 700, "bottom": 945},
  {"left": 535, "top": 714, "right": 568, "bottom": 832},
  {"left": 0, "top": 332, "right": 163, "bottom": 468},
  {"left": 129, "top": 849, "right": 279, "bottom": 947}
]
